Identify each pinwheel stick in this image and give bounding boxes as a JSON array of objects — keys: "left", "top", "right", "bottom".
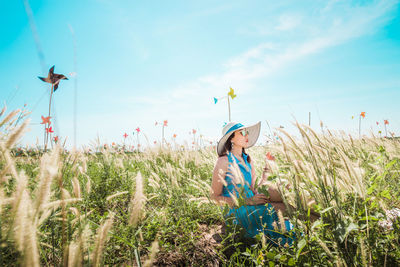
[
  {"left": 359, "top": 115, "right": 361, "bottom": 139},
  {"left": 137, "top": 133, "right": 139, "bottom": 152},
  {"left": 162, "top": 126, "right": 164, "bottom": 147},
  {"left": 227, "top": 94, "right": 231, "bottom": 122},
  {"left": 385, "top": 124, "right": 388, "bottom": 137},
  {"left": 44, "top": 84, "right": 54, "bottom": 151}
]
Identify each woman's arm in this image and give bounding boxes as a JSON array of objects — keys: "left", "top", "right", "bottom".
[
  {"left": 210, "top": 157, "right": 236, "bottom": 207},
  {"left": 250, "top": 153, "right": 284, "bottom": 202}
]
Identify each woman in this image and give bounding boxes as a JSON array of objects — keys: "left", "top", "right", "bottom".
[{"left": 210, "top": 121, "right": 294, "bottom": 245}]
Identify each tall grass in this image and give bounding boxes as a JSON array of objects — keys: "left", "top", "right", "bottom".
[{"left": 0, "top": 108, "right": 399, "bottom": 266}]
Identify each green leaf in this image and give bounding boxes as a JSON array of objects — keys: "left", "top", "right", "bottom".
[
  {"left": 320, "top": 206, "right": 334, "bottom": 214},
  {"left": 288, "top": 258, "right": 296, "bottom": 266},
  {"left": 266, "top": 251, "right": 275, "bottom": 260},
  {"left": 296, "top": 239, "right": 307, "bottom": 259},
  {"left": 380, "top": 190, "right": 391, "bottom": 200}
]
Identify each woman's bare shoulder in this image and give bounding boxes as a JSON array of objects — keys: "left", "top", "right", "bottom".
[{"left": 214, "top": 155, "right": 229, "bottom": 168}]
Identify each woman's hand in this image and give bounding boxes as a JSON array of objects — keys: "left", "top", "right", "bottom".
[{"left": 246, "top": 193, "right": 269, "bottom": 205}]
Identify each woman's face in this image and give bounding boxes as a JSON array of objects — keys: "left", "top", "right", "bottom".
[{"left": 231, "top": 129, "right": 249, "bottom": 148}]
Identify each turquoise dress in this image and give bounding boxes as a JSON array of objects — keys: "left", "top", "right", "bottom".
[{"left": 222, "top": 151, "right": 294, "bottom": 245}]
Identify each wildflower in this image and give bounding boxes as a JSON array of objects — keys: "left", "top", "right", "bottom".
[
  {"left": 45, "top": 127, "right": 54, "bottom": 133},
  {"left": 154, "top": 141, "right": 157, "bottom": 144},
  {"left": 112, "top": 142, "right": 116, "bottom": 146},
  {"left": 155, "top": 122, "right": 158, "bottom": 126},
  {"left": 192, "top": 129, "right": 197, "bottom": 134},
  {"left": 173, "top": 134, "right": 177, "bottom": 138},
  {"left": 266, "top": 152, "right": 275, "bottom": 161},
  {"left": 41, "top": 115, "right": 51, "bottom": 125},
  {"left": 386, "top": 208, "right": 400, "bottom": 221},
  {"left": 53, "top": 136, "right": 59, "bottom": 142},
  {"left": 378, "top": 220, "right": 393, "bottom": 231},
  {"left": 376, "top": 121, "right": 379, "bottom": 125}
]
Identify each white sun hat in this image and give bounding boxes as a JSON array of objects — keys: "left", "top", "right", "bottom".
[{"left": 216, "top": 121, "right": 261, "bottom": 156}]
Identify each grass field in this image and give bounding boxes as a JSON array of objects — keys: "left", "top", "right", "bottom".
[{"left": 0, "top": 109, "right": 399, "bottom": 266}]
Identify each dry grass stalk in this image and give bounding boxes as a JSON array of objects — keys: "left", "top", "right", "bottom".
[
  {"left": 0, "top": 105, "right": 6, "bottom": 117},
  {"left": 106, "top": 191, "right": 128, "bottom": 201},
  {"left": 0, "top": 109, "right": 20, "bottom": 128},
  {"left": 129, "top": 171, "right": 146, "bottom": 226},
  {"left": 143, "top": 239, "right": 159, "bottom": 267},
  {"left": 72, "top": 176, "right": 81, "bottom": 198},
  {"left": 92, "top": 212, "right": 114, "bottom": 267},
  {"left": 5, "top": 118, "right": 30, "bottom": 149},
  {"left": 34, "top": 146, "right": 60, "bottom": 214}
]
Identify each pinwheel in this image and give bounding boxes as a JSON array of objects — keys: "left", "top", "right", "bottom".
[
  {"left": 266, "top": 152, "right": 275, "bottom": 161},
  {"left": 45, "top": 127, "right": 54, "bottom": 133},
  {"left": 213, "top": 87, "right": 237, "bottom": 121},
  {"left": 135, "top": 128, "right": 141, "bottom": 151},
  {"left": 384, "top": 120, "right": 389, "bottom": 137},
  {"left": 123, "top": 133, "right": 128, "bottom": 138},
  {"left": 53, "top": 136, "right": 59, "bottom": 143},
  {"left": 38, "top": 65, "right": 68, "bottom": 150},
  {"left": 359, "top": 112, "right": 366, "bottom": 138},
  {"left": 41, "top": 115, "right": 51, "bottom": 125},
  {"left": 155, "top": 120, "right": 168, "bottom": 147},
  {"left": 173, "top": 134, "right": 177, "bottom": 138}
]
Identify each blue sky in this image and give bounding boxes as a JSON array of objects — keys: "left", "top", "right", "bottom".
[{"left": 1, "top": 0, "right": 400, "bottom": 149}]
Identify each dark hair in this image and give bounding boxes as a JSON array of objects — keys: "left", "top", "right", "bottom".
[{"left": 219, "top": 132, "right": 251, "bottom": 163}]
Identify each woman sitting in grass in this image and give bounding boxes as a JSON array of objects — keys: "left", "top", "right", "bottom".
[{"left": 210, "top": 121, "right": 294, "bottom": 246}]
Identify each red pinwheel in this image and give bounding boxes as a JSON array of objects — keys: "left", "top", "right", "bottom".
[
  {"left": 123, "top": 133, "right": 128, "bottom": 138},
  {"left": 45, "top": 127, "right": 54, "bottom": 133},
  {"left": 136, "top": 127, "right": 141, "bottom": 133},
  {"left": 266, "top": 152, "right": 275, "bottom": 161},
  {"left": 163, "top": 120, "right": 168, "bottom": 127},
  {"left": 384, "top": 120, "right": 389, "bottom": 137},
  {"left": 173, "top": 134, "right": 177, "bottom": 138},
  {"left": 41, "top": 116, "right": 51, "bottom": 125},
  {"left": 192, "top": 129, "right": 197, "bottom": 134}
]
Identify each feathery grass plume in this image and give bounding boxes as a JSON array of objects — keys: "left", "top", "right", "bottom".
[
  {"left": 106, "top": 191, "right": 128, "bottom": 201},
  {"left": 0, "top": 104, "right": 6, "bottom": 117},
  {"left": 67, "top": 239, "right": 83, "bottom": 267},
  {"left": 86, "top": 177, "right": 92, "bottom": 194},
  {"left": 33, "top": 146, "right": 60, "bottom": 214},
  {"left": 9, "top": 171, "right": 40, "bottom": 267},
  {"left": 143, "top": 239, "right": 159, "bottom": 267},
  {"left": 0, "top": 109, "right": 20, "bottom": 128},
  {"left": 92, "top": 212, "right": 114, "bottom": 267},
  {"left": 0, "top": 142, "right": 19, "bottom": 181},
  {"left": 277, "top": 209, "right": 287, "bottom": 233},
  {"left": 72, "top": 176, "right": 81, "bottom": 198},
  {"left": 129, "top": 171, "right": 146, "bottom": 226}
]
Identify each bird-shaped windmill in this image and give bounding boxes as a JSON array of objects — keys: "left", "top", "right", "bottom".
[
  {"left": 38, "top": 65, "right": 68, "bottom": 150},
  {"left": 213, "top": 87, "right": 236, "bottom": 121}
]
